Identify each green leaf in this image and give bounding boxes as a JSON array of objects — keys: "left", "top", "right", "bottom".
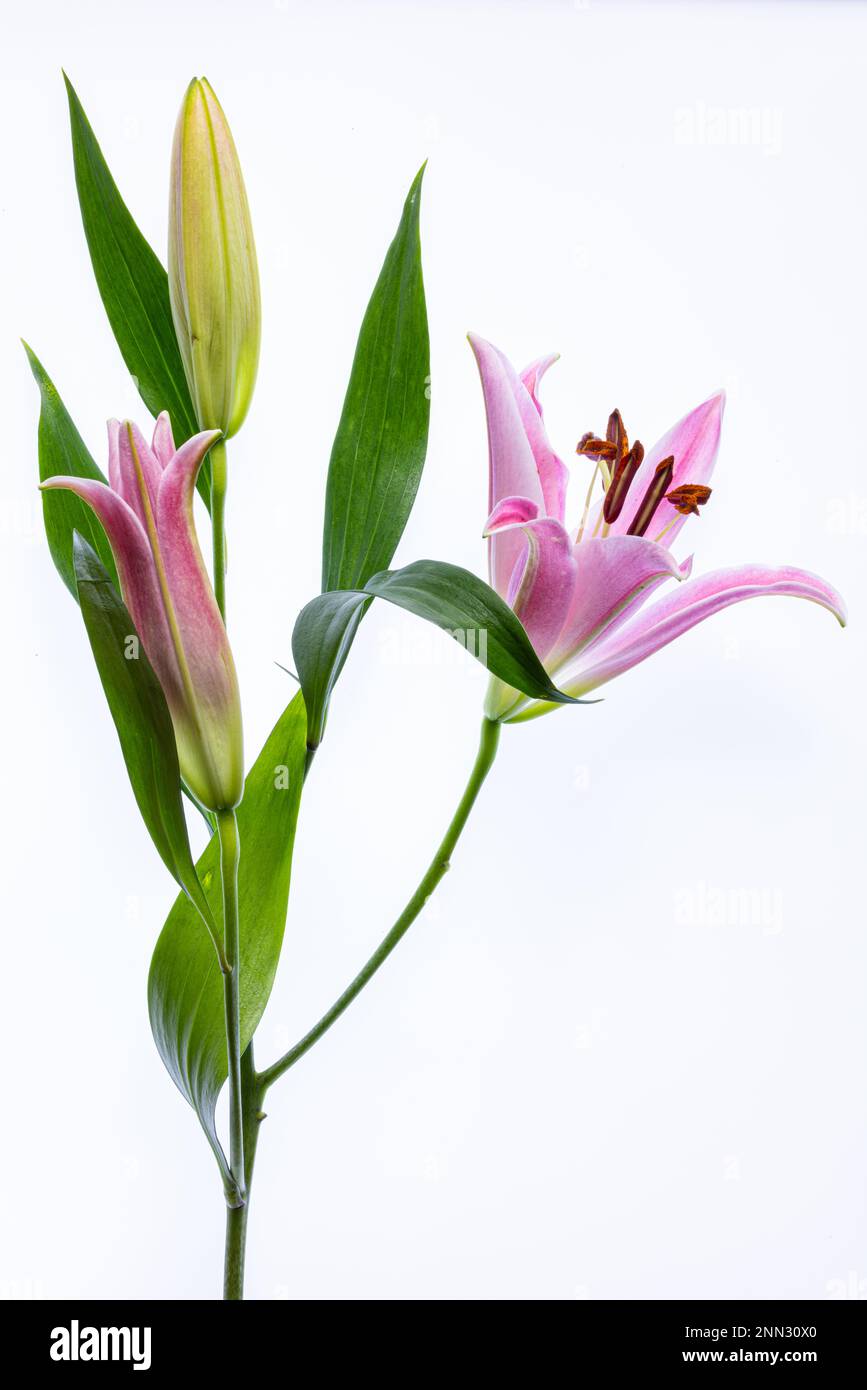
[
  {"left": 148, "top": 693, "right": 307, "bottom": 1184},
  {"left": 63, "top": 74, "right": 209, "bottom": 505},
  {"left": 26, "top": 343, "right": 119, "bottom": 597},
  {"left": 322, "top": 165, "right": 430, "bottom": 592},
  {"left": 73, "top": 535, "right": 214, "bottom": 929},
  {"left": 293, "top": 559, "right": 579, "bottom": 747},
  {"left": 362, "top": 562, "right": 577, "bottom": 705},
  {"left": 292, "top": 590, "right": 371, "bottom": 748}
]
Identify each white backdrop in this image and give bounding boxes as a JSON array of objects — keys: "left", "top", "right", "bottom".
[{"left": 2, "top": 0, "right": 865, "bottom": 1300}]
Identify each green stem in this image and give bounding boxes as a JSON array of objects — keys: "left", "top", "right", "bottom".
[
  {"left": 258, "top": 716, "right": 501, "bottom": 1090},
  {"left": 223, "top": 1043, "right": 266, "bottom": 1299},
  {"left": 207, "top": 434, "right": 252, "bottom": 1285},
  {"left": 216, "top": 807, "right": 245, "bottom": 1205},
  {"left": 211, "top": 439, "right": 228, "bottom": 621}
]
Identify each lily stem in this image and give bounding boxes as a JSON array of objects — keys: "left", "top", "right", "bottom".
[
  {"left": 216, "top": 807, "right": 245, "bottom": 1208},
  {"left": 211, "top": 439, "right": 228, "bottom": 621},
  {"left": 258, "top": 716, "right": 501, "bottom": 1090},
  {"left": 208, "top": 435, "right": 250, "bottom": 1289},
  {"left": 223, "top": 1043, "right": 265, "bottom": 1300},
  {"left": 220, "top": 717, "right": 501, "bottom": 1295}
]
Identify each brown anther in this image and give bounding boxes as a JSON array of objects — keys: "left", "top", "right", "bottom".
[
  {"left": 626, "top": 456, "right": 675, "bottom": 536},
  {"left": 577, "top": 432, "right": 617, "bottom": 463},
  {"left": 603, "top": 439, "right": 644, "bottom": 524},
  {"left": 666, "top": 484, "right": 712, "bottom": 517},
  {"left": 606, "top": 409, "right": 628, "bottom": 464}
]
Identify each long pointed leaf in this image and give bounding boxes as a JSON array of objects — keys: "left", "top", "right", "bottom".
[
  {"left": 63, "top": 74, "right": 209, "bottom": 504},
  {"left": 27, "top": 344, "right": 119, "bottom": 597},
  {"left": 322, "top": 166, "right": 429, "bottom": 591}
]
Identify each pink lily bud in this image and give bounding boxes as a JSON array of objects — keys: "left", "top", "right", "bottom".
[
  {"left": 42, "top": 415, "right": 244, "bottom": 810},
  {"left": 169, "top": 78, "right": 260, "bottom": 437}
]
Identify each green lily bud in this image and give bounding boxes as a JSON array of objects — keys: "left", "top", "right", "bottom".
[{"left": 169, "top": 77, "right": 261, "bottom": 438}]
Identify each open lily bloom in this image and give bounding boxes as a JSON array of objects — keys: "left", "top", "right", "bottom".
[
  {"left": 469, "top": 335, "right": 846, "bottom": 722},
  {"left": 42, "top": 415, "right": 243, "bottom": 809}
]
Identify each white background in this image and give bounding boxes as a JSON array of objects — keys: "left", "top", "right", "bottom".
[{"left": 2, "top": 0, "right": 865, "bottom": 1300}]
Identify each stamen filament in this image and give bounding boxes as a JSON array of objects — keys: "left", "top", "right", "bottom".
[
  {"left": 575, "top": 460, "right": 601, "bottom": 543},
  {"left": 576, "top": 458, "right": 612, "bottom": 542},
  {"left": 653, "top": 516, "right": 678, "bottom": 544}
]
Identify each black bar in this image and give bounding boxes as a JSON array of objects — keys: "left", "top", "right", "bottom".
[{"left": 1, "top": 1297, "right": 862, "bottom": 1373}]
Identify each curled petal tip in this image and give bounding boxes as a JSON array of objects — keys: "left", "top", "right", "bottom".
[
  {"left": 483, "top": 495, "right": 541, "bottom": 536},
  {"left": 40, "top": 475, "right": 79, "bottom": 493}
]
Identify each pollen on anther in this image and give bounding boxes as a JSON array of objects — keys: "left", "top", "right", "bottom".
[
  {"left": 577, "top": 432, "right": 617, "bottom": 462},
  {"left": 666, "top": 484, "right": 712, "bottom": 517}
]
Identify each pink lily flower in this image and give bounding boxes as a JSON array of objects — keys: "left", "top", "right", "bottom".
[
  {"left": 469, "top": 335, "right": 846, "bottom": 721},
  {"left": 42, "top": 415, "right": 244, "bottom": 810}
]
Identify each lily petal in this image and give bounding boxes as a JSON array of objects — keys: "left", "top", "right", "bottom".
[
  {"left": 115, "top": 420, "right": 164, "bottom": 531},
  {"left": 39, "top": 475, "right": 183, "bottom": 706},
  {"left": 469, "top": 333, "right": 546, "bottom": 598},
  {"left": 485, "top": 511, "right": 577, "bottom": 665},
  {"left": 505, "top": 348, "right": 569, "bottom": 524},
  {"left": 484, "top": 495, "right": 541, "bottom": 532},
  {"left": 151, "top": 410, "right": 176, "bottom": 469},
  {"left": 593, "top": 391, "right": 725, "bottom": 546},
  {"left": 156, "top": 429, "right": 235, "bottom": 703},
  {"left": 107, "top": 419, "right": 122, "bottom": 494},
  {"left": 156, "top": 428, "right": 243, "bottom": 805},
  {"left": 520, "top": 353, "right": 559, "bottom": 417},
  {"left": 547, "top": 535, "right": 692, "bottom": 671},
  {"left": 555, "top": 563, "right": 847, "bottom": 700}
]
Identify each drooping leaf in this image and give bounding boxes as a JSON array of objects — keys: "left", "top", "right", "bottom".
[
  {"left": 26, "top": 344, "right": 119, "bottom": 597},
  {"left": 148, "top": 692, "right": 307, "bottom": 1183},
  {"left": 63, "top": 74, "right": 210, "bottom": 505},
  {"left": 362, "top": 562, "right": 579, "bottom": 704},
  {"left": 73, "top": 535, "right": 214, "bottom": 929},
  {"left": 321, "top": 165, "right": 429, "bottom": 592},
  {"left": 292, "top": 590, "right": 371, "bottom": 748},
  {"left": 293, "top": 559, "right": 579, "bottom": 747}
]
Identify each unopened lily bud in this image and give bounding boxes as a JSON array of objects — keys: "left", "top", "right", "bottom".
[
  {"left": 169, "top": 77, "right": 260, "bottom": 438},
  {"left": 42, "top": 415, "right": 244, "bottom": 810}
]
